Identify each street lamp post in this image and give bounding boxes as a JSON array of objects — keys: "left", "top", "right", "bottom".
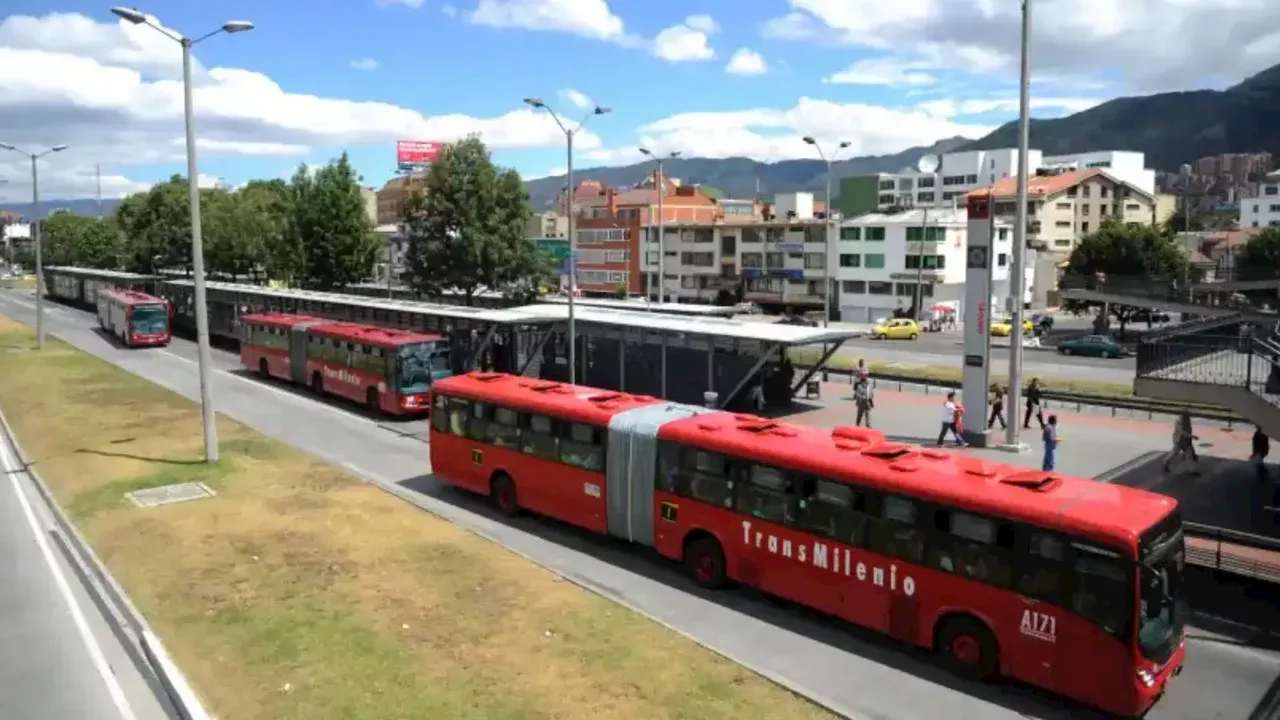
[
  {"left": 0, "top": 143, "right": 68, "bottom": 350},
  {"left": 523, "top": 97, "right": 611, "bottom": 386},
  {"left": 1004, "top": 0, "right": 1033, "bottom": 451},
  {"left": 639, "top": 148, "right": 680, "bottom": 306},
  {"left": 110, "top": 6, "right": 255, "bottom": 463},
  {"left": 803, "top": 136, "right": 850, "bottom": 382}
]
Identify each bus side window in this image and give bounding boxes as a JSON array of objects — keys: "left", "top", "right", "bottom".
[
  {"left": 867, "top": 495, "right": 926, "bottom": 564},
  {"left": 448, "top": 398, "right": 472, "bottom": 438},
  {"left": 468, "top": 402, "right": 492, "bottom": 440},
  {"left": 929, "top": 510, "right": 1013, "bottom": 588},
  {"left": 665, "top": 444, "right": 733, "bottom": 509},
  {"left": 519, "top": 414, "right": 559, "bottom": 460},
  {"left": 735, "top": 464, "right": 794, "bottom": 526},
  {"left": 1016, "top": 530, "right": 1067, "bottom": 605},
  {"left": 796, "top": 477, "right": 867, "bottom": 547},
  {"left": 1071, "top": 553, "right": 1130, "bottom": 637},
  {"left": 559, "top": 422, "right": 604, "bottom": 471},
  {"left": 486, "top": 406, "right": 521, "bottom": 449},
  {"left": 430, "top": 393, "right": 450, "bottom": 433}
]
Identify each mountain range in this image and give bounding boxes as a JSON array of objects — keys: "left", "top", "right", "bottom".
[{"left": 523, "top": 61, "right": 1280, "bottom": 209}]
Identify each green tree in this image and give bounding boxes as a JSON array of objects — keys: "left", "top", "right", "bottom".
[
  {"left": 1235, "top": 227, "right": 1280, "bottom": 280},
  {"left": 1063, "top": 220, "right": 1192, "bottom": 336},
  {"left": 288, "top": 154, "right": 378, "bottom": 290},
  {"left": 113, "top": 176, "right": 191, "bottom": 274},
  {"left": 239, "top": 179, "right": 296, "bottom": 283},
  {"left": 40, "top": 212, "right": 125, "bottom": 269},
  {"left": 402, "top": 136, "right": 550, "bottom": 304},
  {"left": 203, "top": 188, "right": 262, "bottom": 280}
]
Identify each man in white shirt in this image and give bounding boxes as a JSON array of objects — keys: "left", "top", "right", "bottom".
[{"left": 936, "top": 391, "right": 965, "bottom": 447}]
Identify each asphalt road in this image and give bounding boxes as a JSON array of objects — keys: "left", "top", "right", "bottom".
[
  {"left": 0, "top": 382, "right": 171, "bottom": 720},
  {"left": 4, "top": 289, "right": 1279, "bottom": 720}
]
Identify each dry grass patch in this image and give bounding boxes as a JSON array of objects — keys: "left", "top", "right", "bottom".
[{"left": 0, "top": 316, "right": 835, "bottom": 720}]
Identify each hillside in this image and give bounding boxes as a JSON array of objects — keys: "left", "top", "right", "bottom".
[
  {"left": 522, "top": 137, "right": 971, "bottom": 208},
  {"left": 962, "top": 62, "right": 1280, "bottom": 171}
]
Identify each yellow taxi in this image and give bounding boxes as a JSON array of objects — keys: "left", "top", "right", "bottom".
[
  {"left": 871, "top": 318, "right": 921, "bottom": 340},
  {"left": 990, "top": 318, "right": 1035, "bottom": 337}
]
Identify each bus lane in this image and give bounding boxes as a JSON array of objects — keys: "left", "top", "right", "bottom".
[{"left": 1, "top": 290, "right": 1278, "bottom": 720}]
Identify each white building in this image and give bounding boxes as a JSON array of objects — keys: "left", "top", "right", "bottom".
[
  {"left": 873, "top": 148, "right": 1156, "bottom": 212},
  {"left": 1240, "top": 171, "right": 1280, "bottom": 228},
  {"left": 834, "top": 209, "right": 1032, "bottom": 323},
  {"left": 774, "top": 191, "right": 816, "bottom": 220}
]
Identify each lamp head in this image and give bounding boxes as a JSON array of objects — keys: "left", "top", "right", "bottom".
[
  {"left": 593, "top": 106, "right": 611, "bottom": 115},
  {"left": 222, "top": 20, "right": 254, "bottom": 33},
  {"left": 523, "top": 97, "right": 546, "bottom": 109},
  {"left": 50, "top": 145, "right": 68, "bottom": 153},
  {"left": 0, "top": 143, "right": 14, "bottom": 152},
  {"left": 802, "top": 136, "right": 817, "bottom": 145},
  {"left": 838, "top": 141, "right": 851, "bottom": 149},
  {"left": 638, "top": 147, "right": 652, "bottom": 157},
  {"left": 110, "top": 7, "right": 147, "bottom": 24},
  {"left": 670, "top": 151, "right": 682, "bottom": 158}
]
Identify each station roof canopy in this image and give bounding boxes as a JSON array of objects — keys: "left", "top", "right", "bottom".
[{"left": 45, "top": 266, "right": 160, "bottom": 280}]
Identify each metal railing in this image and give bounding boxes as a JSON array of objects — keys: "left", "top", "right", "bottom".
[
  {"left": 1185, "top": 522, "right": 1280, "bottom": 584},
  {"left": 1059, "top": 273, "right": 1187, "bottom": 303},
  {"left": 1137, "top": 332, "right": 1280, "bottom": 412}
]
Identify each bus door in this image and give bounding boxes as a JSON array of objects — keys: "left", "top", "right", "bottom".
[{"left": 289, "top": 326, "right": 310, "bottom": 384}]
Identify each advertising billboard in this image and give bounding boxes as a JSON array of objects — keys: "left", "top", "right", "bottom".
[{"left": 396, "top": 141, "right": 442, "bottom": 172}]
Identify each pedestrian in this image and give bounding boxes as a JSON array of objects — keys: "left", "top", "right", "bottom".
[
  {"left": 1042, "top": 414, "right": 1060, "bottom": 471},
  {"left": 1023, "top": 378, "right": 1046, "bottom": 430},
  {"left": 1163, "top": 410, "right": 1200, "bottom": 474},
  {"left": 854, "top": 379, "right": 874, "bottom": 427},
  {"left": 936, "top": 391, "right": 965, "bottom": 447},
  {"left": 988, "top": 383, "right": 1007, "bottom": 429},
  {"left": 1250, "top": 425, "right": 1269, "bottom": 483},
  {"left": 856, "top": 358, "right": 870, "bottom": 385}
]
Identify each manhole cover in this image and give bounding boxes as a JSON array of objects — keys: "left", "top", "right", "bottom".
[{"left": 126, "top": 482, "right": 216, "bottom": 508}]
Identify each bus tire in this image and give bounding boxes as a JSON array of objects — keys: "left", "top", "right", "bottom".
[
  {"left": 683, "top": 533, "right": 727, "bottom": 589},
  {"left": 936, "top": 614, "right": 999, "bottom": 681},
  {"left": 310, "top": 372, "right": 323, "bottom": 394},
  {"left": 366, "top": 387, "right": 380, "bottom": 414},
  {"left": 489, "top": 472, "right": 519, "bottom": 517},
  {"left": 258, "top": 358, "right": 269, "bottom": 378}
]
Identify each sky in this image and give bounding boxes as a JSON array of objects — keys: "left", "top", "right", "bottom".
[{"left": 1, "top": 0, "right": 1279, "bottom": 203}]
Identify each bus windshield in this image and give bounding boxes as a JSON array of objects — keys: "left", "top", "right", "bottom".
[
  {"left": 130, "top": 304, "right": 168, "bottom": 334},
  {"left": 1136, "top": 516, "right": 1186, "bottom": 665},
  {"left": 396, "top": 341, "right": 450, "bottom": 394}
]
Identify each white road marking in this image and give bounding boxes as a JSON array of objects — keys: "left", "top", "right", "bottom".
[
  {"left": 0, "top": 440, "right": 138, "bottom": 720},
  {"left": 156, "top": 349, "right": 373, "bottom": 425}
]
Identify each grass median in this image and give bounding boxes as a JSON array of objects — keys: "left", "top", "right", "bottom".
[
  {"left": 0, "top": 316, "right": 834, "bottom": 720},
  {"left": 788, "top": 347, "right": 1136, "bottom": 399}
]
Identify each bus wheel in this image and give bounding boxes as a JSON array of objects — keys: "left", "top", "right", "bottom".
[
  {"left": 683, "top": 534, "right": 727, "bottom": 589},
  {"left": 366, "top": 387, "right": 380, "bottom": 414},
  {"left": 489, "top": 473, "right": 519, "bottom": 517},
  {"left": 937, "top": 615, "right": 999, "bottom": 681},
  {"left": 310, "top": 372, "right": 323, "bottom": 394},
  {"left": 258, "top": 358, "right": 269, "bottom": 378}
]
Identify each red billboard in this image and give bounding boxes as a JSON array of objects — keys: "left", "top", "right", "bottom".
[{"left": 396, "top": 141, "right": 441, "bottom": 171}]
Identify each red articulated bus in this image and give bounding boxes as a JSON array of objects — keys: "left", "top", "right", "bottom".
[
  {"left": 96, "top": 287, "right": 172, "bottom": 347},
  {"left": 240, "top": 312, "right": 452, "bottom": 415},
  {"left": 428, "top": 372, "right": 1187, "bottom": 719}
]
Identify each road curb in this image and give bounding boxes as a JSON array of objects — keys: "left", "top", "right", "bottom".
[{"left": 0, "top": 406, "right": 212, "bottom": 720}]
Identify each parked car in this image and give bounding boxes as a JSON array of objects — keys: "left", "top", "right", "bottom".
[
  {"left": 1057, "top": 334, "right": 1127, "bottom": 359},
  {"left": 872, "top": 318, "right": 921, "bottom": 340},
  {"left": 990, "top": 318, "right": 1035, "bottom": 337},
  {"left": 776, "top": 313, "right": 818, "bottom": 327},
  {"left": 1133, "top": 308, "right": 1171, "bottom": 324}
]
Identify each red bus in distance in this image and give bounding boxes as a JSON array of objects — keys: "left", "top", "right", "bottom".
[
  {"left": 240, "top": 312, "right": 451, "bottom": 415},
  {"left": 428, "top": 372, "right": 1187, "bottom": 719},
  {"left": 96, "top": 287, "right": 172, "bottom": 347}
]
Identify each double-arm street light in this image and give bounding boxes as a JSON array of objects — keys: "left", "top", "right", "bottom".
[
  {"left": 638, "top": 147, "right": 680, "bottom": 306},
  {"left": 803, "top": 136, "right": 850, "bottom": 381},
  {"left": 110, "top": 6, "right": 255, "bottom": 463},
  {"left": 0, "top": 143, "right": 68, "bottom": 350},
  {"left": 523, "top": 97, "right": 611, "bottom": 386}
]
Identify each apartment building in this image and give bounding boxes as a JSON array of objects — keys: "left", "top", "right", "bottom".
[
  {"left": 375, "top": 171, "right": 428, "bottom": 226},
  {"left": 1241, "top": 171, "right": 1280, "bottom": 228},
  {"left": 837, "top": 148, "right": 1156, "bottom": 219},
  {"left": 834, "top": 209, "right": 1024, "bottom": 323},
  {"left": 526, "top": 211, "right": 569, "bottom": 239}
]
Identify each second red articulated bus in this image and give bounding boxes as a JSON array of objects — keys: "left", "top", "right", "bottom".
[
  {"left": 96, "top": 287, "right": 172, "bottom": 347},
  {"left": 428, "top": 372, "right": 1187, "bottom": 719},
  {"left": 240, "top": 312, "right": 452, "bottom": 415}
]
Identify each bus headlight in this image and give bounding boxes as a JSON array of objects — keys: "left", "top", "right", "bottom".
[{"left": 1136, "top": 668, "right": 1155, "bottom": 687}]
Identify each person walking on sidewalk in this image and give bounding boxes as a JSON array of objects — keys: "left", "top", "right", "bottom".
[
  {"left": 1251, "top": 425, "right": 1269, "bottom": 483},
  {"left": 1023, "top": 378, "right": 1046, "bottom": 430},
  {"left": 855, "top": 358, "right": 870, "bottom": 385},
  {"left": 853, "top": 379, "right": 874, "bottom": 428},
  {"left": 1042, "top": 415, "right": 1060, "bottom": 471},
  {"left": 988, "top": 383, "right": 1007, "bottom": 429},
  {"left": 1164, "top": 410, "right": 1200, "bottom": 474},
  {"left": 937, "top": 391, "right": 965, "bottom": 447}
]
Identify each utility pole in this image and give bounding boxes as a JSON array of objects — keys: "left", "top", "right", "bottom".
[
  {"left": 913, "top": 155, "right": 940, "bottom": 320},
  {"left": 803, "top": 136, "right": 851, "bottom": 382},
  {"left": 1004, "top": 0, "right": 1032, "bottom": 451},
  {"left": 0, "top": 143, "right": 68, "bottom": 350},
  {"left": 639, "top": 148, "right": 680, "bottom": 305}
]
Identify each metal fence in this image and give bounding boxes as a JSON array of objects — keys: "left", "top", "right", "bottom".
[{"left": 1185, "top": 522, "right": 1280, "bottom": 584}]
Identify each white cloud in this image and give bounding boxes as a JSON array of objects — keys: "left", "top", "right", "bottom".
[
  {"left": 825, "top": 57, "right": 935, "bottom": 86},
  {"left": 0, "top": 11, "right": 599, "bottom": 201},
  {"left": 349, "top": 58, "right": 379, "bottom": 71},
  {"left": 468, "top": 0, "right": 628, "bottom": 42},
  {"left": 375, "top": 0, "right": 426, "bottom": 8},
  {"left": 580, "top": 97, "right": 995, "bottom": 166},
  {"left": 441, "top": 4, "right": 458, "bottom": 16},
  {"left": 725, "top": 49, "right": 767, "bottom": 76},
  {"left": 558, "top": 88, "right": 592, "bottom": 110},
  {"left": 763, "top": 0, "right": 1280, "bottom": 93},
  {"left": 918, "top": 96, "right": 1105, "bottom": 119},
  {"left": 652, "top": 15, "right": 717, "bottom": 62}
]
